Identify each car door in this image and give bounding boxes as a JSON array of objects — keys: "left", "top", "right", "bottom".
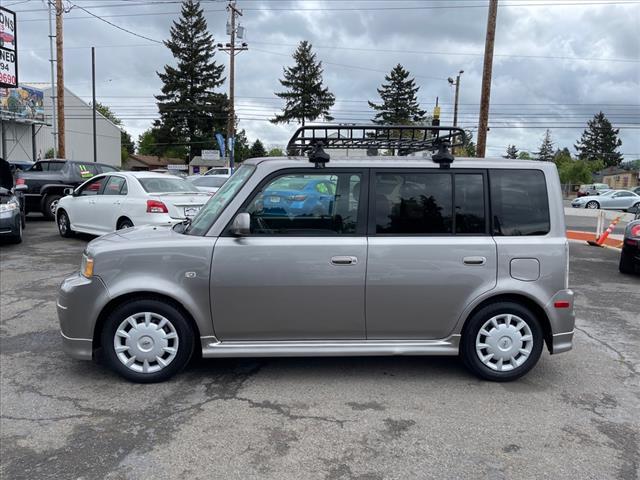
[
  {"left": 610, "top": 191, "right": 637, "bottom": 209},
  {"left": 92, "top": 175, "right": 127, "bottom": 232},
  {"left": 366, "top": 169, "right": 497, "bottom": 339},
  {"left": 68, "top": 175, "right": 107, "bottom": 231},
  {"left": 210, "top": 169, "right": 368, "bottom": 341}
]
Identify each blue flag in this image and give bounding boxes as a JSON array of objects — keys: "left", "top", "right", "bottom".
[{"left": 215, "top": 133, "right": 225, "bottom": 158}]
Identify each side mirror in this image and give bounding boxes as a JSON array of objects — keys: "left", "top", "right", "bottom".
[
  {"left": 14, "top": 184, "right": 28, "bottom": 192},
  {"left": 231, "top": 212, "right": 251, "bottom": 236},
  {"left": 63, "top": 187, "right": 74, "bottom": 196}
]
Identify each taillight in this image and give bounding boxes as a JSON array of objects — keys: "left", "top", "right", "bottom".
[
  {"left": 146, "top": 200, "right": 168, "bottom": 213},
  {"left": 631, "top": 225, "right": 640, "bottom": 238},
  {"left": 289, "top": 195, "right": 307, "bottom": 202},
  {"left": 16, "top": 178, "right": 25, "bottom": 185}
]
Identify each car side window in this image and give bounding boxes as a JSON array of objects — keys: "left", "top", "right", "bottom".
[
  {"left": 375, "top": 172, "right": 453, "bottom": 234},
  {"left": 455, "top": 174, "right": 486, "bottom": 234},
  {"left": 616, "top": 191, "right": 632, "bottom": 197},
  {"left": 74, "top": 164, "right": 99, "bottom": 180},
  {"left": 244, "top": 172, "right": 362, "bottom": 235},
  {"left": 100, "top": 165, "right": 118, "bottom": 173},
  {"left": 103, "top": 176, "right": 127, "bottom": 196},
  {"left": 490, "top": 170, "right": 550, "bottom": 236},
  {"left": 77, "top": 176, "right": 106, "bottom": 196}
]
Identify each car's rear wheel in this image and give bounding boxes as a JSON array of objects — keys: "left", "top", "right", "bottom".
[
  {"left": 57, "top": 209, "right": 74, "bottom": 238},
  {"left": 619, "top": 250, "right": 636, "bottom": 274},
  {"left": 43, "top": 194, "right": 62, "bottom": 220},
  {"left": 586, "top": 201, "right": 599, "bottom": 209},
  {"left": 117, "top": 218, "right": 134, "bottom": 230},
  {"left": 101, "top": 299, "right": 195, "bottom": 383},
  {"left": 461, "top": 302, "right": 544, "bottom": 382}
]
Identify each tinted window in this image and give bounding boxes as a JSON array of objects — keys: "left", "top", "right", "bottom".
[
  {"left": 32, "top": 161, "right": 65, "bottom": 172},
  {"left": 78, "top": 176, "right": 106, "bottom": 196},
  {"left": 245, "top": 172, "right": 362, "bottom": 235},
  {"left": 375, "top": 173, "right": 452, "bottom": 234},
  {"left": 138, "top": 177, "right": 199, "bottom": 193},
  {"left": 455, "top": 174, "right": 485, "bottom": 234},
  {"left": 103, "top": 176, "right": 126, "bottom": 195},
  {"left": 490, "top": 170, "right": 550, "bottom": 236},
  {"left": 99, "top": 165, "right": 118, "bottom": 173},
  {"left": 74, "top": 163, "right": 99, "bottom": 179}
]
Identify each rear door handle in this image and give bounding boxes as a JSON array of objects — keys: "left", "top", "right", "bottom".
[
  {"left": 463, "top": 256, "right": 486, "bottom": 266},
  {"left": 331, "top": 256, "right": 358, "bottom": 266}
]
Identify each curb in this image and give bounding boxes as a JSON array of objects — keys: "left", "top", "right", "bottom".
[{"left": 566, "top": 230, "right": 623, "bottom": 250}]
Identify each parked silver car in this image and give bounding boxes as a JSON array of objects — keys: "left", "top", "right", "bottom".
[
  {"left": 57, "top": 126, "right": 575, "bottom": 383},
  {"left": 571, "top": 189, "right": 640, "bottom": 211}
]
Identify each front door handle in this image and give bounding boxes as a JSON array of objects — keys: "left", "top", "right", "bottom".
[
  {"left": 463, "top": 256, "right": 486, "bottom": 266},
  {"left": 331, "top": 256, "right": 358, "bottom": 266}
]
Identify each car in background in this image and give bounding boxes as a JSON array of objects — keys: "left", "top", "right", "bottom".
[
  {"left": 571, "top": 189, "right": 640, "bottom": 211},
  {"left": 258, "top": 176, "right": 338, "bottom": 218},
  {"left": 0, "top": 30, "right": 15, "bottom": 48},
  {"left": 631, "top": 186, "right": 640, "bottom": 196},
  {"left": 9, "top": 160, "right": 34, "bottom": 172},
  {"left": 0, "top": 184, "right": 28, "bottom": 244},
  {"left": 577, "top": 183, "right": 609, "bottom": 197},
  {"left": 55, "top": 171, "right": 211, "bottom": 237},
  {"left": 187, "top": 175, "right": 228, "bottom": 194},
  {"left": 204, "top": 167, "right": 231, "bottom": 176},
  {"left": 619, "top": 204, "right": 640, "bottom": 274},
  {"left": 149, "top": 168, "right": 188, "bottom": 178},
  {"left": 16, "top": 159, "right": 119, "bottom": 219}
]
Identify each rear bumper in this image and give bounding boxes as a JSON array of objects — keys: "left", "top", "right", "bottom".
[
  {"left": 551, "top": 330, "right": 574, "bottom": 354},
  {"left": 545, "top": 289, "right": 575, "bottom": 354}
]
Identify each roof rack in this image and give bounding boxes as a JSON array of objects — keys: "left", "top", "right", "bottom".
[{"left": 286, "top": 125, "right": 466, "bottom": 168}]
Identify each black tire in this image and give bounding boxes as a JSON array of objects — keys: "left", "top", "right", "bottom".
[
  {"left": 101, "top": 298, "right": 195, "bottom": 383},
  {"left": 43, "top": 194, "right": 62, "bottom": 220},
  {"left": 586, "top": 201, "right": 599, "bottom": 209},
  {"left": 57, "top": 209, "right": 74, "bottom": 238},
  {"left": 619, "top": 250, "right": 635, "bottom": 274},
  {"left": 117, "top": 218, "right": 134, "bottom": 230},
  {"left": 461, "top": 302, "right": 544, "bottom": 382}
]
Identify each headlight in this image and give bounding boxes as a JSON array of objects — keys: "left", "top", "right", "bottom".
[
  {"left": 0, "top": 201, "right": 19, "bottom": 212},
  {"left": 81, "top": 253, "right": 94, "bottom": 278}
]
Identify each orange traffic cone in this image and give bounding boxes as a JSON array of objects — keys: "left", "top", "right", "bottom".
[{"left": 587, "top": 215, "right": 622, "bottom": 247}]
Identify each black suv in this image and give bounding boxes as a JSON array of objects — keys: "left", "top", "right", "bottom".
[{"left": 17, "top": 159, "right": 119, "bottom": 219}]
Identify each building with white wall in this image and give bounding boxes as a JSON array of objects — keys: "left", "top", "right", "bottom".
[{"left": 0, "top": 84, "right": 121, "bottom": 167}]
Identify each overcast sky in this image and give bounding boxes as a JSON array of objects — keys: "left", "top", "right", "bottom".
[{"left": 11, "top": 0, "right": 640, "bottom": 158}]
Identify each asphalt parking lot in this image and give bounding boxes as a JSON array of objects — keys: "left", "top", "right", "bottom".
[{"left": 1, "top": 219, "right": 639, "bottom": 480}]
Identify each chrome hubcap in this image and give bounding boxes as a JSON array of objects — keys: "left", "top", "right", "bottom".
[
  {"left": 587, "top": 202, "right": 597, "bottom": 209},
  {"left": 114, "top": 312, "right": 179, "bottom": 374},
  {"left": 475, "top": 314, "right": 533, "bottom": 372},
  {"left": 58, "top": 214, "right": 67, "bottom": 234},
  {"left": 50, "top": 199, "right": 59, "bottom": 215}
]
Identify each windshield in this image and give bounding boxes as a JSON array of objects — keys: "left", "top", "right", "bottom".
[
  {"left": 186, "top": 165, "right": 255, "bottom": 236},
  {"left": 138, "top": 177, "right": 200, "bottom": 193}
]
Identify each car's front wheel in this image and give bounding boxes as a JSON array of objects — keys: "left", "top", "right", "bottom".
[
  {"left": 586, "top": 201, "right": 599, "bottom": 209},
  {"left": 57, "top": 209, "right": 74, "bottom": 238},
  {"left": 461, "top": 302, "right": 544, "bottom": 382},
  {"left": 101, "top": 298, "right": 195, "bottom": 383}
]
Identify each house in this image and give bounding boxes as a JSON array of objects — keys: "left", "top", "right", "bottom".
[
  {"left": 124, "top": 154, "right": 185, "bottom": 171},
  {"left": 602, "top": 169, "right": 640, "bottom": 189},
  {"left": 189, "top": 154, "right": 227, "bottom": 175}
]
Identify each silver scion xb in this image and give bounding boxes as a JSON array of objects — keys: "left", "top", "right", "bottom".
[{"left": 57, "top": 126, "right": 575, "bottom": 383}]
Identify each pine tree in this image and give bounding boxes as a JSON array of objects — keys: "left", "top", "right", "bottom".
[
  {"left": 271, "top": 41, "right": 335, "bottom": 126},
  {"left": 536, "top": 130, "right": 555, "bottom": 162},
  {"left": 368, "top": 64, "right": 426, "bottom": 125},
  {"left": 574, "top": 111, "right": 623, "bottom": 167},
  {"left": 233, "top": 129, "right": 250, "bottom": 163},
  {"left": 249, "top": 139, "right": 267, "bottom": 158},
  {"left": 155, "top": 0, "right": 227, "bottom": 161},
  {"left": 504, "top": 144, "right": 518, "bottom": 159}
]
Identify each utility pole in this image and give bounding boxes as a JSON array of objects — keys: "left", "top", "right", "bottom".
[
  {"left": 47, "top": 0, "right": 57, "bottom": 156},
  {"left": 55, "top": 0, "right": 65, "bottom": 158},
  {"left": 448, "top": 70, "right": 464, "bottom": 127},
  {"left": 92, "top": 47, "right": 97, "bottom": 163},
  {"left": 218, "top": 1, "right": 247, "bottom": 173},
  {"left": 476, "top": 0, "right": 498, "bottom": 158}
]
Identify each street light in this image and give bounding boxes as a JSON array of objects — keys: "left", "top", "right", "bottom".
[{"left": 449, "top": 70, "right": 464, "bottom": 127}]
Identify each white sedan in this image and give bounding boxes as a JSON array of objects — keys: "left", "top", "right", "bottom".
[
  {"left": 55, "top": 171, "right": 211, "bottom": 237},
  {"left": 186, "top": 174, "right": 229, "bottom": 194}
]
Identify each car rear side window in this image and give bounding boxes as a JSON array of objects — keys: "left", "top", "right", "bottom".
[
  {"left": 455, "top": 174, "right": 486, "bottom": 234},
  {"left": 490, "top": 169, "right": 550, "bottom": 236},
  {"left": 375, "top": 173, "right": 453, "bottom": 234},
  {"left": 103, "top": 176, "right": 127, "bottom": 195}
]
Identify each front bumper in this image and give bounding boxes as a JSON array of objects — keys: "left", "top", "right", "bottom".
[
  {"left": 57, "top": 273, "right": 111, "bottom": 360},
  {"left": 0, "top": 210, "right": 20, "bottom": 235}
]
